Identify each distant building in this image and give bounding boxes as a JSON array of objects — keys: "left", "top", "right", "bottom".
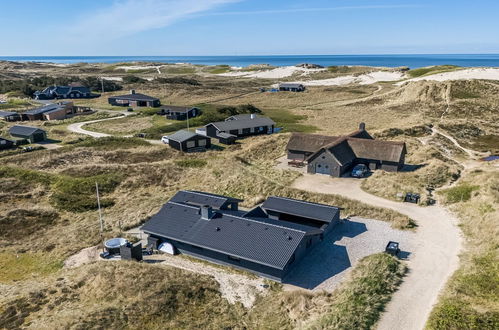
[
  {"left": 0, "top": 137, "right": 15, "bottom": 150},
  {"left": 141, "top": 190, "right": 341, "bottom": 281},
  {"left": 278, "top": 83, "right": 305, "bottom": 92},
  {"left": 203, "top": 113, "right": 275, "bottom": 144},
  {"left": 286, "top": 123, "right": 407, "bottom": 177},
  {"left": 108, "top": 90, "right": 160, "bottom": 107},
  {"left": 34, "top": 85, "right": 98, "bottom": 100},
  {"left": 9, "top": 125, "right": 47, "bottom": 143},
  {"left": 159, "top": 106, "right": 200, "bottom": 120},
  {"left": 0, "top": 111, "right": 21, "bottom": 122},
  {"left": 165, "top": 130, "right": 211, "bottom": 152}
]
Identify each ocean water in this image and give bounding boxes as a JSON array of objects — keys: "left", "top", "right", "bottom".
[{"left": 1, "top": 54, "right": 499, "bottom": 68}]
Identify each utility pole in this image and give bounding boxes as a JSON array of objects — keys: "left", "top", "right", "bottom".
[
  {"left": 186, "top": 112, "right": 190, "bottom": 131},
  {"left": 96, "top": 182, "right": 103, "bottom": 232},
  {"left": 96, "top": 182, "right": 104, "bottom": 252}
]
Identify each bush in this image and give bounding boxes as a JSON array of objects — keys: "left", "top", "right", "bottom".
[
  {"left": 427, "top": 299, "right": 499, "bottom": 329},
  {"left": 50, "top": 174, "right": 122, "bottom": 212},
  {"left": 153, "top": 77, "right": 200, "bottom": 85},
  {"left": 66, "top": 136, "right": 151, "bottom": 150},
  {"left": 440, "top": 184, "right": 480, "bottom": 204},
  {"left": 122, "top": 75, "right": 146, "bottom": 84},
  {"left": 312, "top": 253, "right": 407, "bottom": 329}
]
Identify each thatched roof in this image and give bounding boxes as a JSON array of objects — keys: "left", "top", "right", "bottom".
[
  {"left": 347, "top": 138, "right": 406, "bottom": 163},
  {"left": 286, "top": 133, "right": 339, "bottom": 153}
]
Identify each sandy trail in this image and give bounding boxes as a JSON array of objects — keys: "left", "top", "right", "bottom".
[
  {"left": 397, "top": 67, "right": 499, "bottom": 85},
  {"left": 66, "top": 110, "right": 163, "bottom": 144},
  {"left": 291, "top": 175, "right": 462, "bottom": 330}
]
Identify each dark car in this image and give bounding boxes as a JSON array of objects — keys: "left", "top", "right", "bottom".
[{"left": 351, "top": 164, "right": 369, "bottom": 178}]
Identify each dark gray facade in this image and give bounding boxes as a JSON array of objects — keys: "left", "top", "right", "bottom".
[
  {"left": 9, "top": 125, "right": 47, "bottom": 143},
  {"left": 166, "top": 130, "right": 211, "bottom": 152},
  {"left": 141, "top": 191, "right": 340, "bottom": 281},
  {"left": 0, "top": 137, "right": 15, "bottom": 150},
  {"left": 204, "top": 114, "right": 275, "bottom": 144},
  {"left": 108, "top": 90, "right": 160, "bottom": 107}
]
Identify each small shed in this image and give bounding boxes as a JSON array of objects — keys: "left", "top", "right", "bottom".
[
  {"left": 9, "top": 125, "right": 47, "bottom": 143},
  {"left": 166, "top": 130, "right": 211, "bottom": 152},
  {"left": 0, "top": 137, "right": 15, "bottom": 150}
]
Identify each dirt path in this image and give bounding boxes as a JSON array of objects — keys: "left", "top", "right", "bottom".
[
  {"left": 66, "top": 110, "right": 163, "bottom": 145},
  {"left": 292, "top": 175, "right": 462, "bottom": 330}
]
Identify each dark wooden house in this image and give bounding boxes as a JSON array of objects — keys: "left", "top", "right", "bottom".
[
  {"left": 108, "top": 90, "right": 160, "bottom": 107},
  {"left": 204, "top": 114, "right": 275, "bottom": 144},
  {"left": 278, "top": 83, "right": 305, "bottom": 92},
  {"left": 160, "top": 106, "right": 200, "bottom": 120},
  {"left": 34, "top": 85, "right": 98, "bottom": 100},
  {"left": 287, "top": 123, "right": 406, "bottom": 177},
  {"left": 0, "top": 111, "right": 21, "bottom": 122},
  {"left": 0, "top": 137, "right": 15, "bottom": 150},
  {"left": 141, "top": 191, "right": 340, "bottom": 281},
  {"left": 166, "top": 130, "right": 211, "bottom": 152},
  {"left": 9, "top": 125, "right": 47, "bottom": 143}
]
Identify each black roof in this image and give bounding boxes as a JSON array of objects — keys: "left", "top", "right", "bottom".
[
  {"left": 161, "top": 105, "right": 197, "bottom": 113},
  {"left": 279, "top": 83, "right": 304, "bottom": 88},
  {"left": 262, "top": 196, "right": 340, "bottom": 223},
  {"left": 141, "top": 191, "right": 336, "bottom": 269},
  {"left": 207, "top": 116, "right": 275, "bottom": 131},
  {"left": 170, "top": 190, "right": 241, "bottom": 209},
  {"left": 0, "top": 111, "right": 19, "bottom": 118},
  {"left": 167, "top": 130, "right": 199, "bottom": 143},
  {"left": 24, "top": 104, "right": 61, "bottom": 115},
  {"left": 9, "top": 125, "right": 46, "bottom": 136},
  {"left": 110, "top": 93, "right": 159, "bottom": 101}
]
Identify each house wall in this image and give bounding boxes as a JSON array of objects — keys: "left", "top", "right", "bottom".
[
  {"left": 287, "top": 150, "right": 311, "bottom": 161},
  {"left": 205, "top": 124, "right": 219, "bottom": 138},
  {"left": 307, "top": 151, "right": 342, "bottom": 177},
  {"left": 152, "top": 237, "right": 285, "bottom": 281},
  {"left": 380, "top": 162, "right": 400, "bottom": 172},
  {"left": 0, "top": 139, "right": 14, "bottom": 150},
  {"left": 43, "top": 108, "right": 67, "bottom": 121}
]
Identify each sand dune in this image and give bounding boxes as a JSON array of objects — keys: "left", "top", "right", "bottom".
[{"left": 398, "top": 67, "right": 499, "bottom": 85}]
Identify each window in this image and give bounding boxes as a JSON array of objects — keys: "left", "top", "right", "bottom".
[
  {"left": 198, "top": 139, "right": 206, "bottom": 146},
  {"left": 321, "top": 156, "right": 325, "bottom": 159},
  {"left": 228, "top": 255, "right": 240, "bottom": 263},
  {"left": 186, "top": 141, "right": 195, "bottom": 148},
  {"left": 317, "top": 164, "right": 321, "bottom": 168}
]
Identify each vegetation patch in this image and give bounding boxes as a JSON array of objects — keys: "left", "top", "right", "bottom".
[
  {"left": 310, "top": 253, "right": 407, "bottom": 329},
  {"left": 0, "top": 209, "right": 58, "bottom": 240},
  {"left": 65, "top": 136, "right": 151, "bottom": 150},
  {"left": 407, "top": 65, "right": 461, "bottom": 78},
  {"left": 0, "top": 252, "right": 62, "bottom": 283},
  {"left": 175, "top": 159, "right": 207, "bottom": 168},
  {"left": 439, "top": 183, "right": 480, "bottom": 204}
]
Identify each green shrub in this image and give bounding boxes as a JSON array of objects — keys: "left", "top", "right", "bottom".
[
  {"left": 122, "top": 75, "right": 146, "bottom": 84},
  {"left": 311, "top": 253, "right": 407, "bottom": 329},
  {"left": 440, "top": 184, "right": 480, "bottom": 204},
  {"left": 175, "top": 159, "right": 207, "bottom": 168},
  {"left": 66, "top": 136, "right": 151, "bottom": 150},
  {"left": 407, "top": 65, "right": 460, "bottom": 78},
  {"left": 427, "top": 299, "right": 499, "bottom": 329},
  {"left": 50, "top": 173, "right": 122, "bottom": 212}
]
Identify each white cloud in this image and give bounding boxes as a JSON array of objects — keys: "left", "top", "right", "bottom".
[{"left": 70, "top": 0, "right": 238, "bottom": 39}]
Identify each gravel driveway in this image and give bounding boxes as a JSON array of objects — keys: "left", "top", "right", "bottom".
[
  {"left": 292, "top": 174, "right": 462, "bottom": 330},
  {"left": 283, "top": 216, "right": 415, "bottom": 291}
]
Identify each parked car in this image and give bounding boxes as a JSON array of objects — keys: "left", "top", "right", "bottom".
[
  {"left": 161, "top": 136, "right": 169, "bottom": 144},
  {"left": 134, "top": 133, "right": 147, "bottom": 138},
  {"left": 351, "top": 164, "right": 369, "bottom": 178},
  {"left": 127, "top": 107, "right": 134, "bottom": 112}
]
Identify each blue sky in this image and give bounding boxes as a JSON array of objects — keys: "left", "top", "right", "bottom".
[{"left": 1, "top": 0, "right": 498, "bottom": 55}]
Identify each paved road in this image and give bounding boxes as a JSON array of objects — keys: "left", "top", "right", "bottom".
[{"left": 292, "top": 175, "right": 462, "bottom": 330}]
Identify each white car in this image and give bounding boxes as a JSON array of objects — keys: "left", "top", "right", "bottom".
[{"left": 161, "top": 136, "right": 169, "bottom": 144}]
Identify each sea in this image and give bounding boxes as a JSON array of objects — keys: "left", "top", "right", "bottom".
[{"left": 1, "top": 54, "right": 499, "bottom": 68}]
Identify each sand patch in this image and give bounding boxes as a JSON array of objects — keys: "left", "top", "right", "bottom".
[
  {"left": 218, "top": 66, "right": 326, "bottom": 79},
  {"left": 398, "top": 67, "right": 499, "bottom": 85}
]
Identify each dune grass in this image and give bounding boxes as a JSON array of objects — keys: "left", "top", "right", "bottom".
[
  {"left": 407, "top": 65, "right": 461, "bottom": 78},
  {"left": 0, "top": 252, "right": 63, "bottom": 283},
  {"left": 427, "top": 170, "right": 499, "bottom": 329}
]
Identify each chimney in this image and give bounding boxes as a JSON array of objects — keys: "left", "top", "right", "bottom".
[
  {"left": 359, "top": 122, "right": 366, "bottom": 130},
  {"left": 250, "top": 113, "right": 256, "bottom": 119},
  {"left": 200, "top": 205, "right": 213, "bottom": 220},
  {"left": 130, "top": 89, "right": 136, "bottom": 95}
]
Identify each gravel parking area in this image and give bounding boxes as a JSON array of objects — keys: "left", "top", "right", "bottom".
[{"left": 283, "top": 216, "right": 415, "bottom": 291}]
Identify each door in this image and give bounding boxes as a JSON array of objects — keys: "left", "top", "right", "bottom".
[{"left": 315, "top": 163, "right": 330, "bottom": 175}]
